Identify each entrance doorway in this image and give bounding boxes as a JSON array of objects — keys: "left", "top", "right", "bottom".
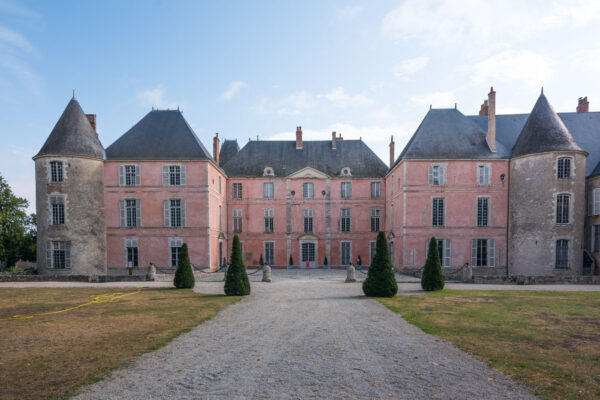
[{"left": 301, "top": 241, "right": 316, "bottom": 268}]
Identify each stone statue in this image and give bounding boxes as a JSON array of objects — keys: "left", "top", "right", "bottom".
[
  {"left": 345, "top": 264, "right": 356, "bottom": 283},
  {"left": 262, "top": 265, "right": 272, "bottom": 282},
  {"left": 147, "top": 263, "right": 156, "bottom": 281}
]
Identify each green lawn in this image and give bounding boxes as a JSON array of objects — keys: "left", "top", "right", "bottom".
[{"left": 379, "top": 290, "right": 600, "bottom": 400}]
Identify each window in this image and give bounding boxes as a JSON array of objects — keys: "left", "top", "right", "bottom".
[
  {"left": 341, "top": 242, "right": 351, "bottom": 265},
  {"left": 125, "top": 238, "right": 139, "bottom": 267},
  {"left": 263, "top": 182, "right": 274, "bottom": 199},
  {"left": 264, "top": 208, "right": 274, "bottom": 233},
  {"left": 46, "top": 241, "right": 71, "bottom": 269},
  {"left": 303, "top": 182, "right": 314, "bottom": 199},
  {"left": 391, "top": 204, "right": 394, "bottom": 230},
  {"left": 471, "top": 239, "right": 495, "bottom": 267},
  {"left": 119, "top": 199, "right": 141, "bottom": 228},
  {"left": 218, "top": 176, "right": 222, "bottom": 194},
  {"left": 592, "top": 225, "right": 600, "bottom": 253},
  {"left": 50, "top": 195, "right": 65, "bottom": 225},
  {"left": 119, "top": 165, "right": 140, "bottom": 186},
  {"left": 428, "top": 164, "right": 446, "bottom": 186},
  {"left": 477, "top": 164, "right": 491, "bottom": 186},
  {"left": 389, "top": 241, "right": 394, "bottom": 266},
  {"left": 426, "top": 238, "right": 451, "bottom": 267},
  {"left": 264, "top": 167, "right": 274, "bottom": 176},
  {"left": 233, "top": 208, "right": 242, "bottom": 233},
  {"left": 590, "top": 188, "right": 600, "bottom": 216},
  {"left": 264, "top": 242, "right": 274, "bottom": 265},
  {"left": 340, "top": 208, "right": 351, "bottom": 233},
  {"left": 169, "top": 238, "right": 183, "bottom": 267},
  {"left": 432, "top": 197, "right": 444, "bottom": 227},
  {"left": 371, "top": 208, "right": 381, "bottom": 232},
  {"left": 556, "top": 194, "right": 570, "bottom": 224},
  {"left": 50, "top": 161, "right": 63, "bottom": 182},
  {"left": 477, "top": 197, "right": 489, "bottom": 227},
  {"left": 370, "top": 241, "right": 376, "bottom": 265},
  {"left": 303, "top": 208, "right": 313, "bottom": 233},
  {"left": 232, "top": 183, "right": 242, "bottom": 199},
  {"left": 301, "top": 242, "right": 316, "bottom": 263},
  {"left": 370, "top": 181, "right": 381, "bottom": 198},
  {"left": 557, "top": 158, "right": 571, "bottom": 179},
  {"left": 219, "top": 205, "right": 222, "bottom": 231},
  {"left": 163, "top": 199, "right": 185, "bottom": 228},
  {"left": 556, "top": 239, "right": 569, "bottom": 268},
  {"left": 162, "top": 165, "right": 186, "bottom": 186},
  {"left": 341, "top": 182, "right": 352, "bottom": 199}
]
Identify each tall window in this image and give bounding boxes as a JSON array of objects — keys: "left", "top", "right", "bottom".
[
  {"left": 432, "top": 197, "right": 444, "bottom": 227},
  {"left": 471, "top": 239, "right": 495, "bottom": 267},
  {"left": 477, "top": 197, "right": 489, "bottom": 227},
  {"left": 426, "top": 238, "right": 451, "bottom": 267},
  {"left": 477, "top": 164, "right": 491, "bottom": 186},
  {"left": 303, "top": 208, "right": 314, "bottom": 233},
  {"left": 303, "top": 182, "right": 314, "bottom": 199},
  {"left": 50, "top": 195, "right": 65, "bottom": 225},
  {"left": 370, "top": 208, "right": 381, "bottom": 232},
  {"left": 218, "top": 176, "right": 222, "bottom": 194},
  {"left": 370, "top": 241, "right": 376, "bottom": 265},
  {"left": 590, "top": 188, "right": 600, "bottom": 216},
  {"left": 556, "top": 194, "right": 570, "bottom": 224},
  {"left": 119, "top": 165, "right": 140, "bottom": 186},
  {"left": 341, "top": 182, "right": 352, "bottom": 199},
  {"left": 556, "top": 239, "right": 569, "bottom": 268},
  {"left": 233, "top": 208, "right": 243, "bottom": 233},
  {"left": 341, "top": 242, "right": 351, "bottom": 265},
  {"left": 264, "top": 208, "right": 274, "bottom": 233},
  {"left": 263, "top": 182, "right": 274, "bottom": 199},
  {"left": 125, "top": 238, "right": 139, "bottom": 267},
  {"left": 169, "top": 238, "right": 183, "bottom": 267},
  {"left": 340, "top": 208, "right": 351, "bottom": 233},
  {"left": 162, "top": 165, "right": 186, "bottom": 186},
  {"left": 370, "top": 181, "right": 381, "bottom": 198},
  {"left": 126, "top": 199, "right": 139, "bottom": 227},
  {"left": 46, "top": 241, "right": 70, "bottom": 269},
  {"left": 592, "top": 225, "right": 600, "bottom": 253},
  {"left": 50, "top": 161, "right": 63, "bottom": 182},
  {"left": 428, "top": 164, "right": 446, "bottom": 186},
  {"left": 164, "top": 199, "right": 185, "bottom": 228},
  {"left": 169, "top": 165, "right": 181, "bottom": 185},
  {"left": 219, "top": 205, "right": 222, "bottom": 231},
  {"left": 557, "top": 158, "right": 571, "bottom": 179},
  {"left": 264, "top": 242, "right": 274, "bottom": 265},
  {"left": 232, "top": 183, "right": 242, "bottom": 199}
]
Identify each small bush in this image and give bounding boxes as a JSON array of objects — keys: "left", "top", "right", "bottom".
[
  {"left": 323, "top": 256, "right": 328, "bottom": 266},
  {"left": 363, "top": 232, "right": 398, "bottom": 297},
  {"left": 289, "top": 254, "right": 294, "bottom": 266},
  {"left": 421, "top": 237, "right": 445, "bottom": 291},
  {"left": 224, "top": 235, "right": 251, "bottom": 296},
  {"left": 259, "top": 254, "right": 264, "bottom": 266},
  {"left": 173, "top": 243, "right": 195, "bottom": 289}
]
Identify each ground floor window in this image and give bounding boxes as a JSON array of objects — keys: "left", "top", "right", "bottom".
[
  {"left": 46, "top": 241, "right": 71, "bottom": 269},
  {"left": 264, "top": 242, "right": 274, "bottom": 265},
  {"left": 341, "top": 241, "right": 351, "bottom": 265},
  {"left": 370, "top": 241, "right": 376, "bottom": 264},
  {"left": 471, "top": 239, "right": 495, "bottom": 267},
  {"left": 301, "top": 242, "right": 315, "bottom": 263},
  {"left": 125, "top": 238, "right": 139, "bottom": 267},
  {"left": 556, "top": 239, "right": 569, "bottom": 268},
  {"left": 169, "top": 238, "right": 183, "bottom": 267},
  {"left": 426, "top": 238, "right": 451, "bottom": 267}
]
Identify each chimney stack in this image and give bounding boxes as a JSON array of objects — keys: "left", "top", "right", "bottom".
[
  {"left": 86, "top": 114, "right": 97, "bottom": 136},
  {"left": 296, "top": 126, "right": 302, "bottom": 149},
  {"left": 479, "top": 100, "right": 489, "bottom": 116},
  {"left": 332, "top": 131, "right": 337, "bottom": 149},
  {"left": 486, "top": 87, "right": 496, "bottom": 153},
  {"left": 389, "top": 135, "right": 395, "bottom": 167},
  {"left": 213, "top": 133, "right": 220, "bottom": 164},
  {"left": 577, "top": 96, "right": 589, "bottom": 113}
]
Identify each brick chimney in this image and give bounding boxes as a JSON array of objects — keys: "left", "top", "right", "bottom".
[
  {"left": 213, "top": 133, "right": 220, "bottom": 164},
  {"left": 577, "top": 96, "right": 589, "bottom": 112},
  {"left": 389, "top": 135, "right": 395, "bottom": 167},
  {"left": 479, "top": 100, "right": 489, "bottom": 116},
  {"left": 296, "top": 126, "right": 302, "bottom": 149},
  {"left": 331, "top": 131, "right": 337, "bottom": 149},
  {"left": 86, "top": 114, "right": 97, "bottom": 136},
  {"left": 486, "top": 87, "right": 496, "bottom": 152}
]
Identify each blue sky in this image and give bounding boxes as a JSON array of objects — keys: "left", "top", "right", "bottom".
[{"left": 2, "top": 0, "right": 600, "bottom": 213}]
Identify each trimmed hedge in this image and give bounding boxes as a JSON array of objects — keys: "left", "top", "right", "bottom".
[
  {"left": 224, "top": 235, "right": 251, "bottom": 296},
  {"left": 362, "top": 231, "right": 398, "bottom": 297},
  {"left": 173, "top": 243, "right": 195, "bottom": 289}
]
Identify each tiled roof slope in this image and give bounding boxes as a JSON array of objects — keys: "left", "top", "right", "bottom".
[
  {"left": 35, "top": 99, "right": 104, "bottom": 160},
  {"left": 105, "top": 110, "right": 212, "bottom": 161},
  {"left": 219, "top": 140, "right": 240, "bottom": 167},
  {"left": 221, "top": 140, "right": 389, "bottom": 178}
]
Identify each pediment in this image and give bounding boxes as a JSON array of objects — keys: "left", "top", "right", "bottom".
[
  {"left": 298, "top": 234, "right": 319, "bottom": 241},
  {"left": 287, "top": 166, "right": 329, "bottom": 179}
]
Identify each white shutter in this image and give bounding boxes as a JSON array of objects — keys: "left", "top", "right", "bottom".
[
  {"left": 46, "top": 241, "right": 52, "bottom": 268},
  {"left": 136, "top": 200, "right": 142, "bottom": 227},
  {"left": 135, "top": 166, "right": 141, "bottom": 186},
  {"left": 594, "top": 189, "right": 600, "bottom": 215},
  {"left": 425, "top": 238, "right": 430, "bottom": 257},
  {"left": 162, "top": 166, "right": 169, "bottom": 186},
  {"left": 428, "top": 166, "right": 433, "bottom": 185},
  {"left": 119, "top": 165, "right": 125, "bottom": 186},
  {"left": 471, "top": 239, "right": 477, "bottom": 266},
  {"left": 181, "top": 199, "right": 186, "bottom": 227},
  {"left": 589, "top": 190, "right": 594, "bottom": 216},
  {"left": 440, "top": 165, "right": 446, "bottom": 185},
  {"left": 119, "top": 200, "right": 126, "bottom": 227},
  {"left": 181, "top": 165, "right": 187, "bottom": 186},
  {"left": 485, "top": 165, "right": 491, "bottom": 185},
  {"left": 164, "top": 200, "right": 170, "bottom": 227},
  {"left": 64, "top": 242, "right": 71, "bottom": 268},
  {"left": 124, "top": 238, "right": 129, "bottom": 267},
  {"left": 488, "top": 239, "right": 495, "bottom": 267},
  {"left": 444, "top": 239, "right": 451, "bottom": 267}
]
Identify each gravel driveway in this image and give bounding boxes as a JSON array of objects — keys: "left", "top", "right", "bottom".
[{"left": 74, "top": 274, "right": 536, "bottom": 400}]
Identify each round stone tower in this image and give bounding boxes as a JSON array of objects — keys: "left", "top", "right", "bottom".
[
  {"left": 508, "top": 92, "right": 587, "bottom": 276},
  {"left": 33, "top": 95, "right": 106, "bottom": 276}
]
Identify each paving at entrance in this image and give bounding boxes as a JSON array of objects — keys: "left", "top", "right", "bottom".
[{"left": 73, "top": 271, "right": 539, "bottom": 399}]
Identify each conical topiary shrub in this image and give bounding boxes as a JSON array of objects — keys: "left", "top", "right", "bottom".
[
  {"left": 173, "top": 243, "right": 195, "bottom": 289},
  {"left": 421, "top": 237, "right": 445, "bottom": 291},
  {"left": 363, "top": 231, "right": 398, "bottom": 297},
  {"left": 289, "top": 254, "right": 294, "bottom": 269},
  {"left": 224, "top": 235, "right": 251, "bottom": 296},
  {"left": 259, "top": 253, "right": 264, "bottom": 268},
  {"left": 323, "top": 256, "right": 328, "bottom": 269}
]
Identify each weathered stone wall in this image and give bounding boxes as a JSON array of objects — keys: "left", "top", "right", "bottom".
[
  {"left": 508, "top": 152, "right": 586, "bottom": 276},
  {"left": 35, "top": 156, "right": 106, "bottom": 276}
]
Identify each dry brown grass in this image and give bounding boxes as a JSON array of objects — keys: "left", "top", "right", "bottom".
[
  {"left": 379, "top": 290, "right": 600, "bottom": 400},
  {"left": 0, "top": 287, "right": 240, "bottom": 400}
]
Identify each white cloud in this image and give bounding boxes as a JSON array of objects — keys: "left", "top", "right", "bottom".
[
  {"left": 318, "top": 87, "right": 373, "bottom": 109},
  {"left": 468, "top": 50, "right": 553, "bottom": 88},
  {"left": 136, "top": 85, "right": 179, "bottom": 109},
  {"left": 393, "top": 56, "right": 429, "bottom": 80},
  {"left": 0, "top": 24, "right": 31, "bottom": 51},
  {"left": 334, "top": 5, "right": 363, "bottom": 20},
  {"left": 254, "top": 91, "right": 316, "bottom": 116},
  {"left": 410, "top": 91, "right": 456, "bottom": 109},
  {"left": 220, "top": 80, "right": 247, "bottom": 101}
]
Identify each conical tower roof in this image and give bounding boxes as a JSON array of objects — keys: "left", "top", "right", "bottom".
[
  {"left": 511, "top": 92, "right": 583, "bottom": 158},
  {"left": 35, "top": 97, "right": 104, "bottom": 160}
]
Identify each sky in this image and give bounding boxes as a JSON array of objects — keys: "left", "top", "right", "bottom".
[{"left": 1, "top": 0, "right": 600, "bottom": 213}]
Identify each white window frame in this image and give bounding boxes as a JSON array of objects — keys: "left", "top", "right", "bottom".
[
  {"left": 477, "top": 196, "right": 489, "bottom": 227},
  {"left": 164, "top": 198, "right": 186, "bottom": 228},
  {"left": 432, "top": 197, "right": 445, "bottom": 227},
  {"left": 555, "top": 239, "right": 570, "bottom": 268},
  {"left": 233, "top": 208, "right": 243, "bottom": 233},
  {"left": 303, "top": 182, "right": 314, "bottom": 199},
  {"left": 370, "top": 181, "right": 381, "bottom": 198},
  {"left": 428, "top": 164, "right": 446, "bottom": 186},
  {"left": 426, "top": 238, "right": 451, "bottom": 267},
  {"left": 556, "top": 193, "right": 571, "bottom": 225},
  {"left": 264, "top": 208, "right": 274, "bottom": 233},
  {"left": 46, "top": 240, "right": 71, "bottom": 269},
  {"left": 263, "top": 182, "right": 274, "bottom": 199},
  {"left": 590, "top": 188, "right": 600, "bottom": 216},
  {"left": 169, "top": 237, "right": 183, "bottom": 267},
  {"left": 50, "top": 161, "right": 64, "bottom": 182},
  {"left": 557, "top": 157, "right": 572, "bottom": 179},
  {"left": 232, "top": 182, "right": 242, "bottom": 199},
  {"left": 162, "top": 165, "right": 186, "bottom": 186},
  {"left": 477, "top": 164, "right": 491, "bottom": 186},
  {"left": 119, "top": 164, "right": 140, "bottom": 186},
  {"left": 370, "top": 241, "right": 376, "bottom": 265},
  {"left": 340, "top": 208, "right": 351, "bottom": 233},
  {"left": 370, "top": 208, "right": 381, "bottom": 232},
  {"left": 264, "top": 241, "right": 274, "bottom": 265},
  {"left": 340, "top": 241, "right": 352, "bottom": 265},
  {"left": 304, "top": 208, "right": 314, "bottom": 233},
  {"left": 124, "top": 238, "right": 139, "bottom": 267},
  {"left": 50, "top": 194, "right": 65, "bottom": 225},
  {"left": 341, "top": 181, "right": 352, "bottom": 199},
  {"left": 471, "top": 239, "right": 495, "bottom": 267},
  {"left": 119, "top": 198, "right": 142, "bottom": 228}
]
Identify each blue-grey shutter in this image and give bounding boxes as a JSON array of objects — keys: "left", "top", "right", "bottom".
[
  {"left": 119, "top": 165, "right": 125, "bottom": 186},
  {"left": 119, "top": 200, "right": 126, "bottom": 227},
  {"left": 471, "top": 239, "right": 477, "bottom": 266},
  {"left": 124, "top": 238, "right": 129, "bottom": 267},
  {"left": 136, "top": 200, "right": 142, "bottom": 227},
  {"left": 489, "top": 239, "right": 495, "bottom": 267},
  {"left": 162, "top": 166, "right": 169, "bottom": 186},
  {"left": 181, "top": 199, "right": 186, "bottom": 228},
  {"left": 440, "top": 165, "right": 446, "bottom": 185},
  {"left": 164, "top": 200, "right": 170, "bottom": 227},
  {"left": 428, "top": 166, "right": 433, "bottom": 185},
  {"left": 135, "top": 166, "right": 141, "bottom": 186},
  {"left": 180, "top": 165, "right": 187, "bottom": 186},
  {"left": 444, "top": 239, "right": 451, "bottom": 267},
  {"left": 425, "top": 238, "right": 429, "bottom": 259},
  {"left": 65, "top": 242, "right": 71, "bottom": 268},
  {"left": 46, "top": 241, "right": 52, "bottom": 268}
]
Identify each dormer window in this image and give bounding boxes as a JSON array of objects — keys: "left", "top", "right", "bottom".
[
  {"left": 263, "top": 166, "right": 275, "bottom": 176},
  {"left": 340, "top": 167, "right": 351, "bottom": 176},
  {"left": 557, "top": 157, "right": 571, "bottom": 179}
]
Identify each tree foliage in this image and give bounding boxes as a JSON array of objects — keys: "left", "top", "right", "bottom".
[
  {"left": 421, "top": 237, "right": 445, "bottom": 291},
  {"left": 224, "top": 235, "right": 250, "bottom": 296},
  {"left": 173, "top": 243, "right": 195, "bottom": 289},
  {"left": 362, "top": 231, "right": 398, "bottom": 297}
]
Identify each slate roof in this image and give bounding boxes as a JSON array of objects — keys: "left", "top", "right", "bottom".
[
  {"left": 221, "top": 140, "right": 389, "bottom": 178},
  {"left": 511, "top": 93, "right": 583, "bottom": 158},
  {"left": 35, "top": 98, "right": 104, "bottom": 160},
  {"left": 105, "top": 110, "right": 213, "bottom": 161},
  {"left": 219, "top": 140, "right": 239, "bottom": 167}
]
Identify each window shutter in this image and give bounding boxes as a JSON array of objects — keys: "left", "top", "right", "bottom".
[
  {"left": 46, "top": 241, "right": 52, "bottom": 268},
  {"left": 135, "top": 166, "right": 141, "bottom": 186},
  {"left": 124, "top": 239, "right": 129, "bottom": 267},
  {"left": 164, "top": 200, "right": 170, "bottom": 227},
  {"left": 428, "top": 166, "right": 433, "bottom": 185},
  {"left": 591, "top": 226, "right": 595, "bottom": 252},
  {"left": 181, "top": 200, "right": 186, "bottom": 228},
  {"left": 589, "top": 190, "right": 594, "bottom": 216},
  {"left": 594, "top": 189, "right": 600, "bottom": 215},
  {"left": 65, "top": 242, "right": 71, "bottom": 268},
  {"left": 119, "top": 165, "right": 125, "bottom": 186},
  {"left": 444, "top": 239, "right": 451, "bottom": 267},
  {"left": 119, "top": 200, "right": 126, "bottom": 227},
  {"left": 488, "top": 239, "right": 495, "bottom": 267},
  {"left": 425, "top": 239, "right": 430, "bottom": 258},
  {"left": 485, "top": 165, "right": 491, "bottom": 185},
  {"left": 181, "top": 165, "right": 187, "bottom": 186},
  {"left": 136, "top": 200, "right": 142, "bottom": 227},
  {"left": 471, "top": 239, "right": 477, "bottom": 266},
  {"left": 440, "top": 165, "right": 446, "bottom": 185},
  {"left": 162, "top": 166, "right": 169, "bottom": 186}
]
